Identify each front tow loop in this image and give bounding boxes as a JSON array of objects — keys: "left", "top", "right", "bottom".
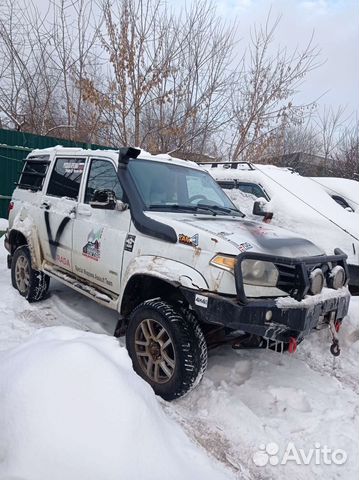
[{"left": 329, "top": 313, "right": 341, "bottom": 357}]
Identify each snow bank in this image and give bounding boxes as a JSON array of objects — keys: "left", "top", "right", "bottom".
[
  {"left": 0, "top": 327, "right": 230, "bottom": 480},
  {"left": 0, "top": 218, "right": 8, "bottom": 230}
]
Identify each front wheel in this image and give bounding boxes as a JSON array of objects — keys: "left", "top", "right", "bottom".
[{"left": 126, "top": 299, "right": 207, "bottom": 401}]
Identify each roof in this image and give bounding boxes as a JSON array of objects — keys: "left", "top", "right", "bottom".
[{"left": 28, "top": 146, "right": 203, "bottom": 171}]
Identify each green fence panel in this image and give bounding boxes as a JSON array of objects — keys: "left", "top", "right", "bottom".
[{"left": 0, "top": 129, "right": 113, "bottom": 218}]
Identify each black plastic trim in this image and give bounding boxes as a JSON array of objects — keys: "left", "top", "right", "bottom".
[
  {"left": 117, "top": 149, "right": 177, "bottom": 244},
  {"left": 348, "top": 263, "right": 359, "bottom": 287}
]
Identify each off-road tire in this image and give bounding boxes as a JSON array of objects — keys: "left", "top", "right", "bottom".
[
  {"left": 11, "top": 246, "right": 50, "bottom": 302},
  {"left": 126, "top": 299, "right": 207, "bottom": 401}
]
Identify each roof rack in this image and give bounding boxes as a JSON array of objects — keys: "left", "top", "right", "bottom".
[{"left": 197, "top": 161, "right": 255, "bottom": 170}]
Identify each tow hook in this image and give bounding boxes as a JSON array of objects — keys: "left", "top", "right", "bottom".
[
  {"left": 288, "top": 337, "right": 297, "bottom": 353},
  {"left": 329, "top": 313, "right": 341, "bottom": 357}
]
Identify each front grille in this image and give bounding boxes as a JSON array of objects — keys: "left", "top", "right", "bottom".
[{"left": 276, "top": 261, "right": 324, "bottom": 300}]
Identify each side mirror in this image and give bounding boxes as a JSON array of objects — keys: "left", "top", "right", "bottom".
[
  {"left": 253, "top": 198, "right": 273, "bottom": 223},
  {"left": 252, "top": 198, "right": 268, "bottom": 216},
  {"left": 90, "top": 189, "right": 117, "bottom": 210}
]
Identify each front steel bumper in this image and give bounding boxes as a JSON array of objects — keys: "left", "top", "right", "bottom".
[
  {"left": 181, "top": 287, "right": 351, "bottom": 343},
  {"left": 181, "top": 248, "right": 351, "bottom": 344},
  {"left": 182, "top": 288, "right": 350, "bottom": 343}
]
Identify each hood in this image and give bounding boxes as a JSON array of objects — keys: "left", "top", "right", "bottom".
[{"left": 146, "top": 212, "right": 324, "bottom": 258}]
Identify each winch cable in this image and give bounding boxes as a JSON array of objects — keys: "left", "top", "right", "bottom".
[
  {"left": 253, "top": 164, "right": 359, "bottom": 242},
  {"left": 307, "top": 177, "right": 359, "bottom": 208}
]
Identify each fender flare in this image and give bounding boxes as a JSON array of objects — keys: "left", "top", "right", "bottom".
[
  {"left": 119, "top": 255, "right": 209, "bottom": 306},
  {"left": 9, "top": 213, "right": 43, "bottom": 270}
]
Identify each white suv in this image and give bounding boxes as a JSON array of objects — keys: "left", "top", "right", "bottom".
[{"left": 5, "top": 146, "right": 351, "bottom": 400}]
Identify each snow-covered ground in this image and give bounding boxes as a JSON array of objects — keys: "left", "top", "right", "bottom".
[{"left": 0, "top": 238, "right": 358, "bottom": 479}]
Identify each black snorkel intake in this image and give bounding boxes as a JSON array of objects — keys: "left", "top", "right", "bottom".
[{"left": 117, "top": 147, "right": 177, "bottom": 244}]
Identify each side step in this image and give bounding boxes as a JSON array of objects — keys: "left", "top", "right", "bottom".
[{"left": 43, "top": 263, "right": 119, "bottom": 310}]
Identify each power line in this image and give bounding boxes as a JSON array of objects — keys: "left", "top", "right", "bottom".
[{"left": 253, "top": 164, "right": 359, "bottom": 242}]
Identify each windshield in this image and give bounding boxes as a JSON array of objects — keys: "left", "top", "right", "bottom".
[{"left": 128, "top": 159, "right": 242, "bottom": 216}]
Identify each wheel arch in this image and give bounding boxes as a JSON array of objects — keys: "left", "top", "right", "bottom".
[
  {"left": 8, "top": 225, "right": 42, "bottom": 270},
  {"left": 8, "top": 229, "right": 28, "bottom": 254},
  {"left": 120, "top": 274, "right": 186, "bottom": 317},
  {"left": 119, "top": 256, "right": 209, "bottom": 316}
]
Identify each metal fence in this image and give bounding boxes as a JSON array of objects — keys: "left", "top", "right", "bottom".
[{"left": 0, "top": 129, "right": 111, "bottom": 218}]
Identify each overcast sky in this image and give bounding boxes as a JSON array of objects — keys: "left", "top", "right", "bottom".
[
  {"left": 33, "top": 0, "right": 358, "bottom": 115},
  {"left": 192, "top": 0, "right": 358, "bottom": 114}
]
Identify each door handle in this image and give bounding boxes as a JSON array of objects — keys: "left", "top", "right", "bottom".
[{"left": 77, "top": 205, "right": 92, "bottom": 216}]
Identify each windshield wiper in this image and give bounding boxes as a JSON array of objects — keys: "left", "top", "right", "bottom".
[
  {"left": 148, "top": 204, "right": 217, "bottom": 214},
  {"left": 148, "top": 204, "right": 199, "bottom": 212},
  {"left": 197, "top": 203, "right": 244, "bottom": 217},
  {"left": 148, "top": 203, "right": 243, "bottom": 217}
]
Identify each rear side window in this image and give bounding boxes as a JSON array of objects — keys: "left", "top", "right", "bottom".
[
  {"left": 218, "top": 180, "right": 269, "bottom": 200},
  {"left": 47, "top": 157, "right": 85, "bottom": 200},
  {"left": 18, "top": 155, "right": 50, "bottom": 191},
  {"left": 237, "top": 182, "right": 268, "bottom": 199},
  {"left": 217, "top": 181, "right": 236, "bottom": 190}
]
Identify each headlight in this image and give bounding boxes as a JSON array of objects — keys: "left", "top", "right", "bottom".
[
  {"left": 210, "top": 255, "right": 279, "bottom": 287},
  {"left": 241, "top": 259, "right": 279, "bottom": 287},
  {"left": 210, "top": 254, "right": 237, "bottom": 272},
  {"left": 328, "top": 265, "right": 345, "bottom": 290},
  {"left": 309, "top": 268, "right": 324, "bottom": 294}
]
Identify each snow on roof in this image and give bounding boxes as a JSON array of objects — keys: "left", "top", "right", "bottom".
[
  {"left": 210, "top": 163, "right": 359, "bottom": 263},
  {"left": 29, "top": 146, "right": 202, "bottom": 170},
  {"left": 310, "top": 177, "right": 359, "bottom": 211}
]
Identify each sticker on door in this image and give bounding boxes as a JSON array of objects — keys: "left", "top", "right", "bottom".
[{"left": 82, "top": 227, "right": 104, "bottom": 261}]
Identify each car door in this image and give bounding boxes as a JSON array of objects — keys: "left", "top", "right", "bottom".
[
  {"left": 72, "top": 157, "right": 131, "bottom": 294},
  {"left": 38, "top": 156, "right": 86, "bottom": 270}
]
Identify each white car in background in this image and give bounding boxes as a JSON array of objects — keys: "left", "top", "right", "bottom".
[
  {"left": 204, "top": 162, "right": 359, "bottom": 292},
  {"left": 310, "top": 177, "right": 359, "bottom": 213}
]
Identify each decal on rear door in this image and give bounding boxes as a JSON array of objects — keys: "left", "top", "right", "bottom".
[
  {"left": 82, "top": 227, "right": 104, "bottom": 261},
  {"left": 44, "top": 211, "right": 71, "bottom": 259}
]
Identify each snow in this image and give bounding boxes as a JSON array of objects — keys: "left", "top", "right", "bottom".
[
  {"left": 0, "top": 327, "right": 230, "bottom": 480},
  {"left": 0, "top": 218, "right": 8, "bottom": 230},
  {"left": 311, "top": 177, "right": 359, "bottom": 213},
  {"left": 209, "top": 164, "right": 359, "bottom": 267},
  {"left": 0, "top": 241, "right": 358, "bottom": 479},
  {"left": 276, "top": 286, "right": 350, "bottom": 308}
]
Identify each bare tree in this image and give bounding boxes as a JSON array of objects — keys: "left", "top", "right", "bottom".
[
  {"left": 331, "top": 121, "right": 359, "bottom": 179},
  {"left": 226, "top": 14, "right": 320, "bottom": 162},
  {"left": 314, "top": 105, "right": 349, "bottom": 169},
  {"left": 0, "top": 0, "right": 102, "bottom": 140},
  {"left": 82, "top": 0, "right": 235, "bottom": 152}
]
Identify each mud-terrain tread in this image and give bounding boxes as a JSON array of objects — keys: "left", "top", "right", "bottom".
[
  {"left": 11, "top": 246, "right": 50, "bottom": 302},
  {"left": 126, "top": 299, "right": 207, "bottom": 401}
]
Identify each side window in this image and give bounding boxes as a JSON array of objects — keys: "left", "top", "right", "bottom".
[
  {"left": 47, "top": 157, "right": 85, "bottom": 200},
  {"left": 85, "top": 159, "right": 123, "bottom": 204},
  {"left": 18, "top": 155, "right": 50, "bottom": 191},
  {"left": 332, "top": 195, "right": 353, "bottom": 211},
  {"left": 218, "top": 181, "right": 236, "bottom": 190},
  {"left": 237, "top": 182, "right": 268, "bottom": 199}
]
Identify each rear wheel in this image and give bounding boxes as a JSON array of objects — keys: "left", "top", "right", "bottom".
[
  {"left": 11, "top": 246, "right": 49, "bottom": 302},
  {"left": 126, "top": 299, "right": 207, "bottom": 400}
]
